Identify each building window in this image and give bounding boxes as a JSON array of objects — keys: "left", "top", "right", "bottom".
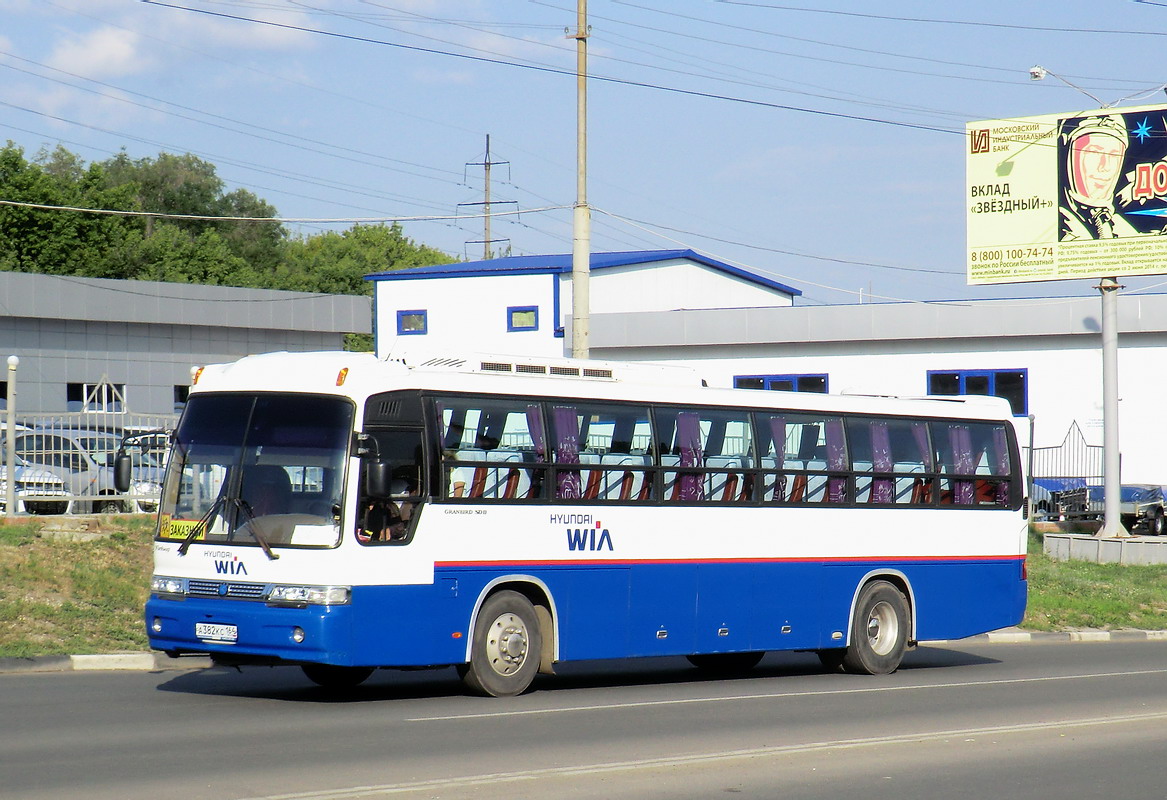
[
  {"left": 174, "top": 385, "right": 190, "bottom": 413},
  {"left": 734, "top": 374, "right": 828, "bottom": 393},
  {"left": 67, "top": 382, "right": 125, "bottom": 413},
  {"left": 507, "top": 306, "right": 539, "bottom": 332},
  {"left": 397, "top": 310, "right": 428, "bottom": 336},
  {"left": 927, "top": 369, "right": 1028, "bottom": 416},
  {"left": 0, "top": 381, "right": 6, "bottom": 410}
]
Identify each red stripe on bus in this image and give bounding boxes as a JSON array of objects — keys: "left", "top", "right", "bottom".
[{"left": 434, "top": 554, "right": 1023, "bottom": 568}]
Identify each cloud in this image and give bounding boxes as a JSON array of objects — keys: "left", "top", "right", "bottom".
[{"left": 47, "top": 26, "right": 146, "bottom": 79}]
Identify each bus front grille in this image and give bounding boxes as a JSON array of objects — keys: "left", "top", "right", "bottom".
[{"left": 188, "top": 580, "right": 266, "bottom": 599}]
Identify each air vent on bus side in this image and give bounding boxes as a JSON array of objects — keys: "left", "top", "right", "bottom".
[{"left": 391, "top": 349, "right": 699, "bottom": 387}]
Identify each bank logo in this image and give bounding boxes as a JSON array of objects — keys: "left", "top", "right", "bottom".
[{"left": 970, "top": 129, "right": 990, "bottom": 155}]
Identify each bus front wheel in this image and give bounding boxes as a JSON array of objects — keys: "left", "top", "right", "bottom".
[
  {"left": 459, "top": 590, "right": 542, "bottom": 697},
  {"left": 840, "top": 581, "right": 910, "bottom": 675}
]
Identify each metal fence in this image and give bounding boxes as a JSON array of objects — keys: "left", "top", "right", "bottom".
[
  {"left": 2, "top": 411, "right": 178, "bottom": 516},
  {"left": 1029, "top": 421, "right": 1104, "bottom": 519}
]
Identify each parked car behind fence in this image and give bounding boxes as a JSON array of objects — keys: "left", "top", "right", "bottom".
[
  {"left": 0, "top": 463, "right": 71, "bottom": 515},
  {"left": 0, "top": 412, "right": 176, "bottom": 515}
]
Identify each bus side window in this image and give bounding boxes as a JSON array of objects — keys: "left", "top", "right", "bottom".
[
  {"left": 849, "top": 417, "right": 933, "bottom": 506},
  {"left": 933, "top": 421, "right": 976, "bottom": 505},
  {"left": 436, "top": 398, "right": 546, "bottom": 502},
  {"left": 562, "top": 403, "right": 653, "bottom": 502},
  {"left": 776, "top": 415, "right": 846, "bottom": 505}
]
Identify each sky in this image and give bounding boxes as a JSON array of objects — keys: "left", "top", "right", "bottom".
[{"left": 3, "top": 0, "right": 1167, "bottom": 306}]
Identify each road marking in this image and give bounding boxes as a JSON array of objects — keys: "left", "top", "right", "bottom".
[
  {"left": 235, "top": 710, "right": 1167, "bottom": 800},
  {"left": 405, "top": 667, "right": 1167, "bottom": 722}
]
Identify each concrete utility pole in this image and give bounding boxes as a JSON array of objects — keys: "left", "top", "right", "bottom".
[
  {"left": 1097, "top": 277, "right": 1128, "bottom": 537},
  {"left": 570, "top": 0, "right": 591, "bottom": 359}
]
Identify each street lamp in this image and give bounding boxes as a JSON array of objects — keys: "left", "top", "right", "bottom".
[{"left": 5, "top": 356, "right": 18, "bottom": 519}]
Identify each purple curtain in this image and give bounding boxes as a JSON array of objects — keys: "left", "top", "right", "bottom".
[
  {"left": 992, "top": 425, "right": 1010, "bottom": 505},
  {"left": 526, "top": 405, "right": 545, "bottom": 461},
  {"left": 676, "top": 411, "right": 705, "bottom": 501},
  {"left": 911, "top": 422, "right": 933, "bottom": 471},
  {"left": 825, "top": 418, "right": 847, "bottom": 503},
  {"left": 870, "top": 421, "right": 893, "bottom": 503},
  {"left": 910, "top": 422, "right": 933, "bottom": 504},
  {"left": 552, "top": 406, "right": 582, "bottom": 499},
  {"left": 767, "top": 415, "right": 787, "bottom": 501},
  {"left": 950, "top": 425, "right": 975, "bottom": 505}
]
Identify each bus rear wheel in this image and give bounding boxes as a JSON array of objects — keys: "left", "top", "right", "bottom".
[
  {"left": 459, "top": 590, "right": 542, "bottom": 697},
  {"left": 840, "top": 581, "right": 910, "bottom": 675},
  {"left": 301, "top": 664, "right": 374, "bottom": 689}
]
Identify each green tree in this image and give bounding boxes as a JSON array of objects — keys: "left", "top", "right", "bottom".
[
  {"left": 279, "top": 223, "right": 452, "bottom": 295},
  {"left": 1, "top": 142, "right": 457, "bottom": 337},
  {"left": 0, "top": 142, "right": 136, "bottom": 276},
  {"left": 98, "top": 151, "right": 287, "bottom": 278}
]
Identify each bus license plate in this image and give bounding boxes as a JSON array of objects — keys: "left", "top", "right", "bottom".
[{"left": 195, "top": 622, "right": 237, "bottom": 642}]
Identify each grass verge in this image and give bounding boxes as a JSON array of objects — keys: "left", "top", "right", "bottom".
[
  {"left": 0, "top": 517, "right": 154, "bottom": 658},
  {"left": 2, "top": 519, "right": 1166, "bottom": 658},
  {"left": 1023, "top": 529, "right": 1167, "bottom": 631}
]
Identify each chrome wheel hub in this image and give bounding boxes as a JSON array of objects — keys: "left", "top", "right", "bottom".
[
  {"left": 866, "top": 600, "right": 899, "bottom": 656},
  {"left": 485, "top": 612, "right": 528, "bottom": 675}
]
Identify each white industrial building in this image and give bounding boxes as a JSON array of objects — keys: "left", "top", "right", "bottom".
[
  {"left": 369, "top": 250, "right": 1167, "bottom": 487},
  {"left": 368, "top": 250, "right": 800, "bottom": 358}
]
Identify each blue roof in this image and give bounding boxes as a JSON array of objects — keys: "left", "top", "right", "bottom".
[{"left": 366, "top": 249, "right": 801, "bottom": 297}]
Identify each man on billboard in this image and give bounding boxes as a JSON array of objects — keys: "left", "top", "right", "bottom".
[{"left": 1059, "top": 114, "right": 1138, "bottom": 240}]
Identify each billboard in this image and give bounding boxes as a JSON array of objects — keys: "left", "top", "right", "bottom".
[{"left": 966, "top": 103, "right": 1167, "bottom": 284}]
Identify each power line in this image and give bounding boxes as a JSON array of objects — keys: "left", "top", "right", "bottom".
[
  {"left": 601, "top": 1, "right": 1153, "bottom": 94},
  {"left": 591, "top": 208, "right": 961, "bottom": 276},
  {"left": 0, "top": 52, "right": 462, "bottom": 183},
  {"left": 713, "top": 1, "right": 1167, "bottom": 37},
  {"left": 0, "top": 197, "right": 570, "bottom": 223},
  {"left": 139, "top": 1, "right": 963, "bottom": 138},
  {"left": 0, "top": 100, "right": 461, "bottom": 214}
]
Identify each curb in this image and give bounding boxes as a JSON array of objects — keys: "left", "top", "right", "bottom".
[
  {"left": 0, "top": 652, "right": 212, "bottom": 675},
  {"left": 930, "top": 628, "right": 1167, "bottom": 645},
  {"left": 2, "top": 630, "right": 1164, "bottom": 675}
]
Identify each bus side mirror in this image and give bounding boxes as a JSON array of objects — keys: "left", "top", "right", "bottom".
[
  {"left": 114, "top": 453, "right": 133, "bottom": 492},
  {"left": 365, "top": 460, "right": 392, "bottom": 498}
]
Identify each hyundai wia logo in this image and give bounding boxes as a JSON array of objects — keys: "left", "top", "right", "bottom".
[
  {"left": 214, "top": 556, "right": 249, "bottom": 576},
  {"left": 550, "top": 513, "right": 614, "bottom": 552}
]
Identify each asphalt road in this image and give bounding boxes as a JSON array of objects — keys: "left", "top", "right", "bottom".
[{"left": 4, "top": 640, "right": 1167, "bottom": 800}]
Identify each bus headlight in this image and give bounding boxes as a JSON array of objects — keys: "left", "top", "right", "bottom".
[
  {"left": 267, "top": 585, "right": 351, "bottom": 606},
  {"left": 151, "top": 576, "right": 186, "bottom": 596}
]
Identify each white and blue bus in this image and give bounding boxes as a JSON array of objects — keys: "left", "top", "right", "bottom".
[{"left": 135, "top": 350, "right": 1027, "bottom": 695}]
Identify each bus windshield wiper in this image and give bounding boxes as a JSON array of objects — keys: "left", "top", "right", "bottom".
[
  {"left": 233, "top": 498, "right": 280, "bottom": 561},
  {"left": 177, "top": 494, "right": 225, "bottom": 556}
]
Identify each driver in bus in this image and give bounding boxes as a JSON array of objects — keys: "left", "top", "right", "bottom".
[
  {"left": 242, "top": 465, "right": 292, "bottom": 518},
  {"left": 360, "top": 479, "right": 415, "bottom": 542}
]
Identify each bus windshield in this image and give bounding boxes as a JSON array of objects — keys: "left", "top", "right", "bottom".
[{"left": 159, "top": 393, "right": 353, "bottom": 549}]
